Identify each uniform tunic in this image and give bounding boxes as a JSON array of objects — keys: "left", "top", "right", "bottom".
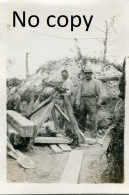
[
  {"left": 62, "top": 78, "right": 74, "bottom": 95},
  {"left": 62, "top": 77, "right": 74, "bottom": 105},
  {"left": 76, "top": 78, "right": 103, "bottom": 133}
]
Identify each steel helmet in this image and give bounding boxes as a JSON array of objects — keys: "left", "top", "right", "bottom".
[
  {"left": 43, "top": 87, "right": 55, "bottom": 97},
  {"left": 84, "top": 67, "right": 93, "bottom": 73}
]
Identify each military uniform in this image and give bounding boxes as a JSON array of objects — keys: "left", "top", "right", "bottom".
[
  {"left": 62, "top": 77, "right": 74, "bottom": 105},
  {"left": 76, "top": 77, "right": 102, "bottom": 133}
]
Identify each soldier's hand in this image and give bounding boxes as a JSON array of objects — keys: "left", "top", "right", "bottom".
[{"left": 97, "top": 102, "right": 101, "bottom": 108}]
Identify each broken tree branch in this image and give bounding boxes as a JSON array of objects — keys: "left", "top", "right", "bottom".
[
  {"left": 97, "top": 75, "right": 120, "bottom": 82},
  {"left": 107, "top": 63, "right": 122, "bottom": 72}
]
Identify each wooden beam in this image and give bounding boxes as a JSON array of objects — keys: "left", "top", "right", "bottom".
[
  {"left": 85, "top": 137, "right": 97, "bottom": 145},
  {"left": 27, "top": 91, "right": 58, "bottom": 118},
  {"left": 30, "top": 99, "right": 56, "bottom": 130},
  {"left": 7, "top": 110, "right": 37, "bottom": 137},
  {"left": 8, "top": 150, "right": 17, "bottom": 159},
  {"left": 55, "top": 103, "right": 85, "bottom": 142},
  {"left": 55, "top": 104, "right": 69, "bottom": 122},
  {"left": 27, "top": 96, "right": 52, "bottom": 118},
  {"left": 50, "top": 145, "right": 63, "bottom": 153},
  {"left": 108, "top": 63, "right": 122, "bottom": 72},
  {"left": 97, "top": 75, "right": 120, "bottom": 82},
  {"left": 51, "top": 108, "right": 61, "bottom": 132},
  {"left": 34, "top": 137, "right": 72, "bottom": 144},
  {"left": 27, "top": 97, "right": 35, "bottom": 116},
  {"left": 7, "top": 123, "right": 19, "bottom": 135},
  {"left": 63, "top": 95, "right": 85, "bottom": 143},
  {"left": 60, "top": 150, "right": 84, "bottom": 183},
  {"left": 58, "top": 144, "right": 71, "bottom": 152}
]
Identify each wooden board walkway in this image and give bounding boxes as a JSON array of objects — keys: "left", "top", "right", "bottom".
[
  {"left": 7, "top": 123, "right": 19, "bottom": 135},
  {"left": 50, "top": 145, "right": 63, "bottom": 153},
  {"left": 58, "top": 144, "right": 71, "bottom": 152},
  {"left": 34, "top": 137, "right": 72, "bottom": 144},
  {"left": 60, "top": 150, "right": 84, "bottom": 183}
]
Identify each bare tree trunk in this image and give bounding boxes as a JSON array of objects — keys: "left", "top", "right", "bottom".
[
  {"left": 26, "top": 52, "right": 29, "bottom": 79},
  {"left": 107, "top": 63, "right": 122, "bottom": 72}
]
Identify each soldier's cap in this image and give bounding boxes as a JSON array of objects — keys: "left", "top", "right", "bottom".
[{"left": 84, "top": 67, "right": 93, "bottom": 73}]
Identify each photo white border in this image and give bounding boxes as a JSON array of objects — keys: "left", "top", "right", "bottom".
[{"left": 0, "top": 0, "right": 129, "bottom": 193}]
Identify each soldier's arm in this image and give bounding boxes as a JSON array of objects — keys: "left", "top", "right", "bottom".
[
  {"left": 64, "top": 80, "right": 73, "bottom": 96},
  {"left": 95, "top": 80, "right": 103, "bottom": 105},
  {"left": 76, "top": 82, "right": 83, "bottom": 105}
]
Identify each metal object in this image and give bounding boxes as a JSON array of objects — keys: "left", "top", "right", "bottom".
[
  {"left": 7, "top": 138, "right": 36, "bottom": 169},
  {"left": 98, "top": 127, "right": 111, "bottom": 145}
]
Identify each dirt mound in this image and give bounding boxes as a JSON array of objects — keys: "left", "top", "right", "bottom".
[{"left": 16, "top": 57, "right": 121, "bottom": 104}]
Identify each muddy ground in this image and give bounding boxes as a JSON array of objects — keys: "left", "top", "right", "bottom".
[{"left": 7, "top": 134, "right": 110, "bottom": 183}]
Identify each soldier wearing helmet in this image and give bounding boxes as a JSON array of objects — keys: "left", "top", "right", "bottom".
[{"left": 76, "top": 66, "right": 103, "bottom": 137}]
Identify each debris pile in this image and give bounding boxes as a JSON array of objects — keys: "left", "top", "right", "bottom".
[{"left": 7, "top": 57, "right": 122, "bottom": 103}]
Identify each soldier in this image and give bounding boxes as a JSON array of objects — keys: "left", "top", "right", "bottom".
[
  {"left": 7, "top": 87, "right": 21, "bottom": 112},
  {"left": 76, "top": 67, "right": 103, "bottom": 137},
  {"left": 61, "top": 70, "right": 74, "bottom": 105}
]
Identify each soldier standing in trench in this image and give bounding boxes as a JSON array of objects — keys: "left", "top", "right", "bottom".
[
  {"left": 76, "top": 67, "right": 103, "bottom": 138},
  {"left": 58, "top": 70, "right": 74, "bottom": 130}
]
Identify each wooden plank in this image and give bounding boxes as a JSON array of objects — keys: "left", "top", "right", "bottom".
[
  {"left": 85, "top": 138, "right": 97, "bottom": 145},
  {"left": 50, "top": 145, "right": 63, "bottom": 153},
  {"left": 63, "top": 96, "right": 85, "bottom": 143},
  {"left": 34, "top": 137, "right": 72, "bottom": 144},
  {"left": 7, "top": 110, "right": 37, "bottom": 137},
  {"left": 8, "top": 151, "right": 17, "bottom": 159},
  {"left": 27, "top": 97, "right": 35, "bottom": 116},
  {"left": 7, "top": 123, "right": 19, "bottom": 135},
  {"left": 97, "top": 75, "right": 120, "bottom": 82},
  {"left": 60, "top": 150, "right": 84, "bottom": 183},
  {"left": 51, "top": 108, "right": 61, "bottom": 132},
  {"left": 27, "top": 96, "right": 52, "bottom": 118},
  {"left": 55, "top": 103, "right": 69, "bottom": 121},
  {"left": 28, "top": 91, "right": 58, "bottom": 118},
  {"left": 55, "top": 103, "right": 85, "bottom": 142},
  {"left": 58, "top": 144, "right": 71, "bottom": 152},
  {"left": 30, "top": 95, "right": 58, "bottom": 130}
]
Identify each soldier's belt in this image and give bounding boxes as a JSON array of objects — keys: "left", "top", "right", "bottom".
[{"left": 81, "top": 95, "right": 96, "bottom": 98}]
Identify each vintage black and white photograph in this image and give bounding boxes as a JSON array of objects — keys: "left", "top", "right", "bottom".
[{"left": 5, "top": 0, "right": 128, "bottom": 186}]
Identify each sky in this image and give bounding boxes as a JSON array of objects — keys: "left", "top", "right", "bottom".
[{"left": 3, "top": 0, "right": 129, "bottom": 78}]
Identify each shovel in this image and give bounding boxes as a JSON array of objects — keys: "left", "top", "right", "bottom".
[
  {"left": 98, "top": 127, "right": 111, "bottom": 145},
  {"left": 7, "top": 138, "right": 36, "bottom": 169}
]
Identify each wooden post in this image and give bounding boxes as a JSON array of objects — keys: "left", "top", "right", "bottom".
[
  {"left": 55, "top": 104, "right": 69, "bottom": 122},
  {"left": 51, "top": 108, "right": 61, "bottom": 132},
  {"left": 27, "top": 97, "right": 35, "bottom": 116},
  {"left": 63, "top": 95, "right": 84, "bottom": 143},
  {"left": 30, "top": 91, "right": 59, "bottom": 130},
  {"left": 54, "top": 103, "right": 85, "bottom": 142},
  {"left": 27, "top": 95, "right": 52, "bottom": 118}
]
